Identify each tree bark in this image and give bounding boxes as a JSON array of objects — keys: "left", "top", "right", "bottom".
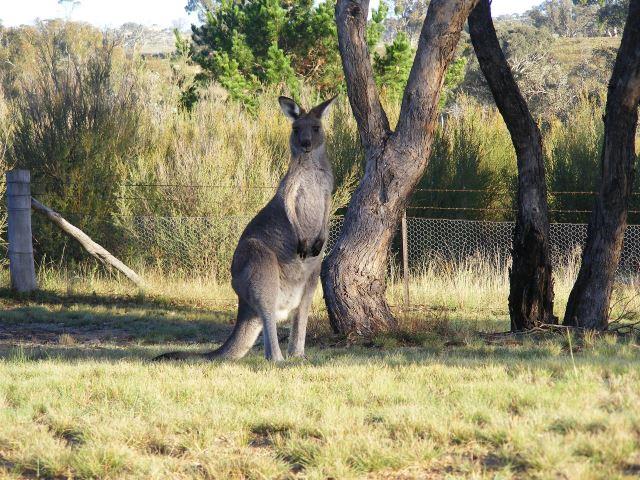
[
  {"left": 469, "top": 0, "right": 556, "bottom": 331},
  {"left": 563, "top": 0, "right": 640, "bottom": 330},
  {"left": 322, "top": 0, "right": 479, "bottom": 336}
]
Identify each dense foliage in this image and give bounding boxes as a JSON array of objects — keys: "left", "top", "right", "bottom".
[
  {"left": 179, "top": 0, "right": 627, "bottom": 117},
  {"left": 184, "top": 0, "right": 341, "bottom": 107},
  {"left": 0, "top": 1, "right": 637, "bottom": 274},
  {"left": 181, "top": 0, "right": 404, "bottom": 108}
]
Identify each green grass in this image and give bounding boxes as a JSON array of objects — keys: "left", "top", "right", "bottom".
[{"left": 0, "top": 267, "right": 639, "bottom": 479}]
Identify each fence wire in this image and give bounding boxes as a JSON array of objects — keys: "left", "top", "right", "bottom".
[{"left": 121, "top": 216, "right": 640, "bottom": 277}]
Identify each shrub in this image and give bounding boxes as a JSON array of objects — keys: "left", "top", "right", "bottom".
[
  {"left": 545, "top": 94, "right": 640, "bottom": 223},
  {"left": 4, "top": 21, "right": 146, "bottom": 262},
  {"left": 417, "top": 96, "right": 517, "bottom": 221},
  {"left": 545, "top": 94, "right": 604, "bottom": 223}
]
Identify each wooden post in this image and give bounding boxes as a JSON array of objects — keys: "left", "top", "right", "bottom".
[
  {"left": 6, "top": 169, "right": 37, "bottom": 292},
  {"left": 401, "top": 210, "right": 409, "bottom": 311}
]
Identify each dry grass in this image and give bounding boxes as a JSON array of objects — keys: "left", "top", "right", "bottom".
[
  {"left": 551, "top": 37, "right": 620, "bottom": 68},
  {"left": 28, "top": 248, "right": 640, "bottom": 329},
  {"left": 0, "top": 258, "right": 639, "bottom": 479},
  {"left": 0, "top": 347, "right": 638, "bottom": 480}
]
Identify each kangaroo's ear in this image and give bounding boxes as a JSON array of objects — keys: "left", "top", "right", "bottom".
[
  {"left": 278, "top": 96, "right": 303, "bottom": 121},
  {"left": 310, "top": 95, "right": 338, "bottom": 119}
]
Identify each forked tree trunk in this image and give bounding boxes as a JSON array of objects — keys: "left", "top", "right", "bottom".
[
  {"left": 563, "top": 0, "right": 640, "bottom": 330},
  {"left": 322, "top": 0, "right": 479, "bottom": 335},
  {"left": 469, "top": 0, "right": 556, "bottom": 331}
]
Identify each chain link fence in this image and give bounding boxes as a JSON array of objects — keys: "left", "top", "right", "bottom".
[
  {"left": 122, "top": 215, "right": 640, "bottom": 277},
  {"left": 20, "top": 180, "right": 640, "bottom": 279}
]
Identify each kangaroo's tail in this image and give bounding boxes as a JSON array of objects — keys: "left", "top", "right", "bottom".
[{"left": 153, "top": 306, "right": 262, "bottom": 362}]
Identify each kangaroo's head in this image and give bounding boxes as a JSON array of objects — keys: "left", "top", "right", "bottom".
[{"left": 278, "top": 96, "right": 337, "bottom": 156}]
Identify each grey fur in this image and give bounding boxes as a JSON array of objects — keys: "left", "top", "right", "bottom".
[{"left": 155, "top": 96, "right": 336, "bottom": 362}]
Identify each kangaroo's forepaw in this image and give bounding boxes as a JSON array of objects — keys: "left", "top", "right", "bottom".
[
  {"left": 297, "top": 239, "right": 309, "bottom": 259},
  {"left": 310, "top": 236, "right": 325, "bottom": 257}
]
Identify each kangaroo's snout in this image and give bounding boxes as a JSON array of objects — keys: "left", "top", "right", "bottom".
[{"left": 300, "top": 138, "right": 312, "bottom": 151}]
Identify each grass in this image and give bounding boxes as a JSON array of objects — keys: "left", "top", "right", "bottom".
[
  {"left": 0, "top": 264, "right": 639, "bottom": 479},
  {"left": 1, "top": 343, "right": 639, "bottom": 479}
]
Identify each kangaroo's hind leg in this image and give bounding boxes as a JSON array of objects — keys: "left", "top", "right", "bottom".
[
  {"left": 234, "top": 240, "right": 285, "bottom": 362},
  {"left": 253, "top": 291, "right": 284, "bottom": 362},
  {"left": 288, "top": 264, "right": 320, "bottom": 358}
]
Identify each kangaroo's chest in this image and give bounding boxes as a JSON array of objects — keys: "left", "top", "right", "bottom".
[
  {"left": 275, "top": 258, "right": 319, "bottom": 322},
  {"left": 295, "top": 170, "right": 332, "bottom": 229}
]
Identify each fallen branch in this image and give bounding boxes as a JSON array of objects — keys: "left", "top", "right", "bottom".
[
  {"left": 608, "top": 319, "right": 640, "bottom": 334},
  {"left": 480, "top": 324, "right": 587, "bottom": 343},
  {"left": 482, "top": 322, "right": 640, "bottom": 342},
  {"left": 31, "top": 197, "right": 146, "bottom": 288}
]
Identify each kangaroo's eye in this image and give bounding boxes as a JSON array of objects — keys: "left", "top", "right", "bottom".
[{"left": 313, "top": 126, "right": 320, "bottom": 132}]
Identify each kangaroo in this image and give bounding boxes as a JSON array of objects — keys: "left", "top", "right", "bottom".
[{"left": 155, "top": 96, "right": 336, "bottom": 362}]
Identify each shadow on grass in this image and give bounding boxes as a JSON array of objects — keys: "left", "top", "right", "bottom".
[
  {"left": 1, "top": 335, "right": 638, "bottom": 372},
  {"left": 0, "top": 289, "right": 637, "bottom": 369},
  {"left": 0, "top": 287, "right": 234, "bottom": 314},
  {"left": 0, "top": 288, "right": 238, "bottom": 345}
]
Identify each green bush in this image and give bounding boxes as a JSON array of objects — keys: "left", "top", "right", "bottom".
[
  {"left": 545, "top": 95, "right": 604, "bottom": 223},
  {"left": 3, "top": 21, "right": 148, "bottom": 263},
  {"left": 417, "top": 96, "right": 517, "bottom": 221},
  {"left": 374, "top": 32, "right": 414, "bottom": 101},
  {"left": 545, "top": 94, "right": 640, "bottom": 223},
  {"left": 188, "top": 0, "right": 341, "bottom": 106}
]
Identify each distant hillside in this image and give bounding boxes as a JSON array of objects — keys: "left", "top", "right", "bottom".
[
  {"left": 552, "top": 37, "right": 620, "bottom": 70},
  {"left": 113, "top": 23, "right": 192, "bottom": 56}
]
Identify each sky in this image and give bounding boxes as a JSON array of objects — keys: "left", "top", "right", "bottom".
[{"left": 0, "top": 0, "right": 545, "bottom": 29}]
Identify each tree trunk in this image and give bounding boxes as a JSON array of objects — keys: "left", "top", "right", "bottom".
[
  {"left": 322, "top": 0, "right": 479, "bottom": 336},
  {"left": 563, "top": 0, "right": 640, "bottom": 330},
  {"left": 469, "top": 0, "right": 556, "bottom": 331}
]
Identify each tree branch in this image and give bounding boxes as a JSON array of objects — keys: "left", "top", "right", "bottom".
[
  {"left": 335, "top": 0, "right": 390, "bottom": 152},
  {"left": 469, "top": 0, "right": 541, "bottom": 162},
  {"left": 31, "top": 197, "right": 146, "bottom": 288},
  {"left": 393, "top": 0, "right": 479, "bottom": 153}
]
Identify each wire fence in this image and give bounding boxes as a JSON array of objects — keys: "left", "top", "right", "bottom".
[
  {"left": 20, "top": 183, "right": 640, "bottom": 278},
  {"left": 121, "top": 215, "right": 640, "bottom": 277}
]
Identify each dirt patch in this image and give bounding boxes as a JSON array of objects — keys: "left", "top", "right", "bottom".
[{"left": 0, "top": 323, "right": 133, "bottom": 346}]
